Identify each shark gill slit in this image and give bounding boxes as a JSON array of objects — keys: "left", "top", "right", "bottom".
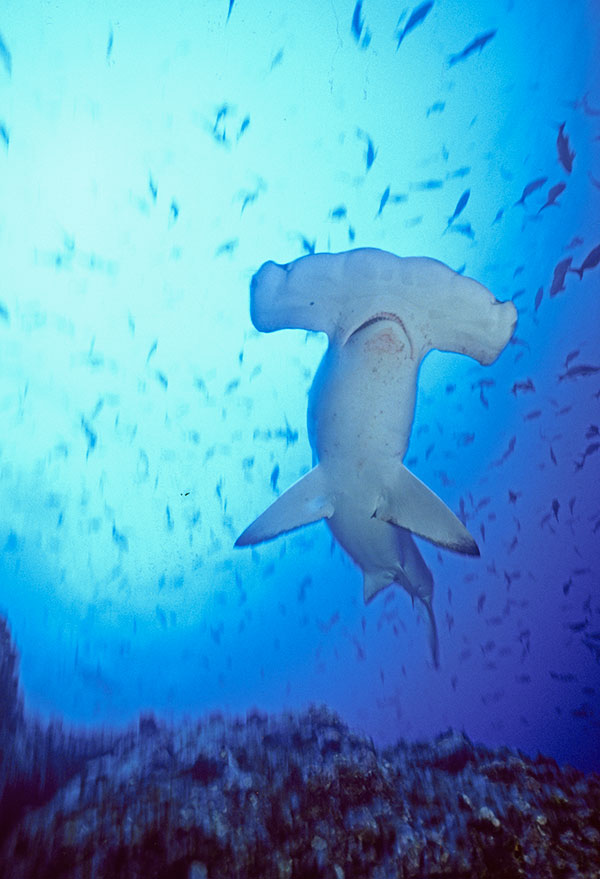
[{"left": 348, "top": 312, "right": 415, "bottom": 359}]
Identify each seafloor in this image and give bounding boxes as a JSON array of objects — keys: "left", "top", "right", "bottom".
[{"left": 1, "top": 615, "right": 599, "bottom": 878}]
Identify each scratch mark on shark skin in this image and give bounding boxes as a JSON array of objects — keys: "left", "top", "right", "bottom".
[{"left": 349, "top": 312, "right": 415, "bottom": 359}]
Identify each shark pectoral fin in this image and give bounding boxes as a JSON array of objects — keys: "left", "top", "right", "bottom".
[
  {"left": 234, "top": 465, "right": 334, "bottom": 547},
  {"left": 363, "top": 571, "right": 395, "bottom": 603},
  {"left": 374, "top": 465, "right": 479, "bottom": 556}
]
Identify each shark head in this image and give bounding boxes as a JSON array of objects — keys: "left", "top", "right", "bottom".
[
  {"left": 249, "top": 248, "right": 517, "bottom": 364},
  {"left": 250, "top": 253, "right": 345, "bottom": 336}
]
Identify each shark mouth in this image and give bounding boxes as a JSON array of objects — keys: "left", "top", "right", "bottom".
[{"left": 348, "top": 311, "right": 415, "bottom": 359}]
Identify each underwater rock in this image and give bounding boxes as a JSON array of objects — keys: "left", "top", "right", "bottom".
[
  {"left": 1, "top": 617, "right": 599, "bottom": 878},
  {"left": 0, "top": 617, "right": 119, "bottom": 845}
]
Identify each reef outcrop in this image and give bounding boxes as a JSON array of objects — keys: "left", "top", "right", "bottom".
[{"left": 1, "top": 616, "right": 599, "bottom": 878}]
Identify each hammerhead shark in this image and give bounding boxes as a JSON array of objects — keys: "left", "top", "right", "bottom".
[{"left": 235, "top": 248, "right": 517, "bottom": 666}]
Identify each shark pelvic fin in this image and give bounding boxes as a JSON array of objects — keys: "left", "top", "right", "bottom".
[
  {"left": 373, "top": 465, "right": 479, "bottom": 556},
  {"left": 235, "top": 465, "right": 334, "bottom": 547},
  {"left": 363, "top": 571, "right": 395, "bottom": 603}
]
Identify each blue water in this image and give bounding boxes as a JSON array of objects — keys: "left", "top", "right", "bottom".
[{"left": 0, "top": 0, "right": 598, "bottom": 772}]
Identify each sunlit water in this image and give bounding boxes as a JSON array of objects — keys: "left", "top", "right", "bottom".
[{"left": 0, "top": 0, "right": 598, "bottom": 771}]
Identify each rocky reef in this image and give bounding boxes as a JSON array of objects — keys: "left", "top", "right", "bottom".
[{"left": 1, "top": 615, "right": 599, "bottom": 878}]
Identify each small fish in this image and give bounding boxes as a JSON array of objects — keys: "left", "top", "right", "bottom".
[
  {"left": 523, "top": 410, "right": 541, "bottom": 421},
  {"left": 514, "top": 176, "right": 547, "bottom": 207},
  {"left": 556, "top": 122, "right": 575, "bottom": 173},
  {"left": 448, "top": 29, "right": 496, "bottom": 66},
  {"left": 448, "top": 222, "right": 475, "bottom": 239},
  {"left": 447, "top": 166, "right": 471, "bottom": 179},
  {"left": 215, "top": 238, "right": 238, "bottom": 256},
  {"left": 0, "top": 301, "right": 8, "bottom": 322},
  {"left": 366, "top": 138, "right": 376, "bottom": 171},
  {"left": 237, "top": 115, "right": 250, "bottom": 139},
  {"left": 351, "top": 1, "right": 363, "bottom": 42},
  {"left": 582, "top": 93, "right": 600, "bottom": 116},
  {"left": 0, "top": 122, "right": 9, "bottom": 150},
  {"left": 426, "top": 101, "right": 445, "bottom": 116},
  {"left": 534, "top": 286, "right": 543, "bottom": 311},
  {"left": 510, "top": 336, "right": 530, "bottom": 353},
  {"left": 149, "top": 174, "right": 158, "bottom": 202},
  {"left": 552, "top": 498, "right": 560, "bottom": 522},
  {"left": 156, "top": 371, "right": 168, "bottom": 389},
  {"left": 565, "top": 349, "right": 579, "bottom": 367},
  {"left": 330, "top": 205, "right": 347, "bottom": 220},
  {"left": 413, "top": 178, "right": 444, "bottom": 190},
  {"left": 212, "top": 103, "right": 229, "bottom": 143},
  {"left": 226, "top": 0, "right": 235, "bottom": 22},
  {"left": 146, "top": 339, "right": 158, "bottom": 363},
  {"left": 270, "top": 49, "right": 284, "bottom": 70},
  {"left": 106, "top": 26, "right": 114, "bottom": 62},
  {"left": 558, "top": 364, "right": 600, "bottom": 381},
  {"left": 112, "top": 524, "right": 129, "bottom": 552},
  {"left": 169, "top": 200, "right": 179, "bottom": 223},
  {"left": 0, "top": 32, "right": 12, "bottom": 76},
  {"left": 492, "top": 435, "right": 516, "bottom": 466},
  {"left": 550, "top": 671, "right": 577, "bottom": 682},
  {"left": 570, "top": 243, "right": 600, "bottom": 279},
  {"left": 511, "top": 378, "right": 535, "bottom": 396},
  {"left": 549, "top": 257, "right": 572, "bottom": 296},
  {"left": 270, "top": 464, "right": 280, "bottom": 492},
  {"left": 537, "top": 182, "right": 566, "bottom": 213},
  {"left": 397, "top": 1, "right": 434, "bottom": 49},
  {"left": 298, "top": 235, "right": 316, "bottom": 254},
  {"left": 376, "top": 186, "right": 390, "bottom": 217},
  {"left": 239, "top": 189, "right": 259, "bottom": 214},
  {"left": 492, "top": 208, "right": 504, "bottom": 224},
  {"left": 445, "top": 189, "right": 470, "bottom": 230},
  {"left": 575, "top": 442, "right": 600, "bottom": 470},
  {"left": 81, "top": 417, "right": 97, "bottom": 456},
  {"left": 567, "top": 621, "right": 588, "bottom": 633},
  {"left": 565, "top": 235, "right": 584, "bottom": 250}
]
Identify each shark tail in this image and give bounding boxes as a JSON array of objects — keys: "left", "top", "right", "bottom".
[{"left": 420, "top": 596, "right": 440, "bottom": 669}]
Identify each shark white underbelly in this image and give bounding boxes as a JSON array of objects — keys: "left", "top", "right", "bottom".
[{"left": 235, "top": 248, "right": 517, "bottom": 666}]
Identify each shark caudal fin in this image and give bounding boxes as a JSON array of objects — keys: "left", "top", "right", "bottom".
[
  {"left": 419, "top": 596, "right": 440, "bottom": 669},
  {"left": 373, "top": 464, "right": 479, "bottom": 556},
  {"left": 235, "top": 465, "right": 334, "bottom": 547}
]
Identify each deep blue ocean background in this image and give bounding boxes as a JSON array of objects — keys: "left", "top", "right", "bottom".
[{"left": 0, "top": 0, "right": 598, "bottom": 774}]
